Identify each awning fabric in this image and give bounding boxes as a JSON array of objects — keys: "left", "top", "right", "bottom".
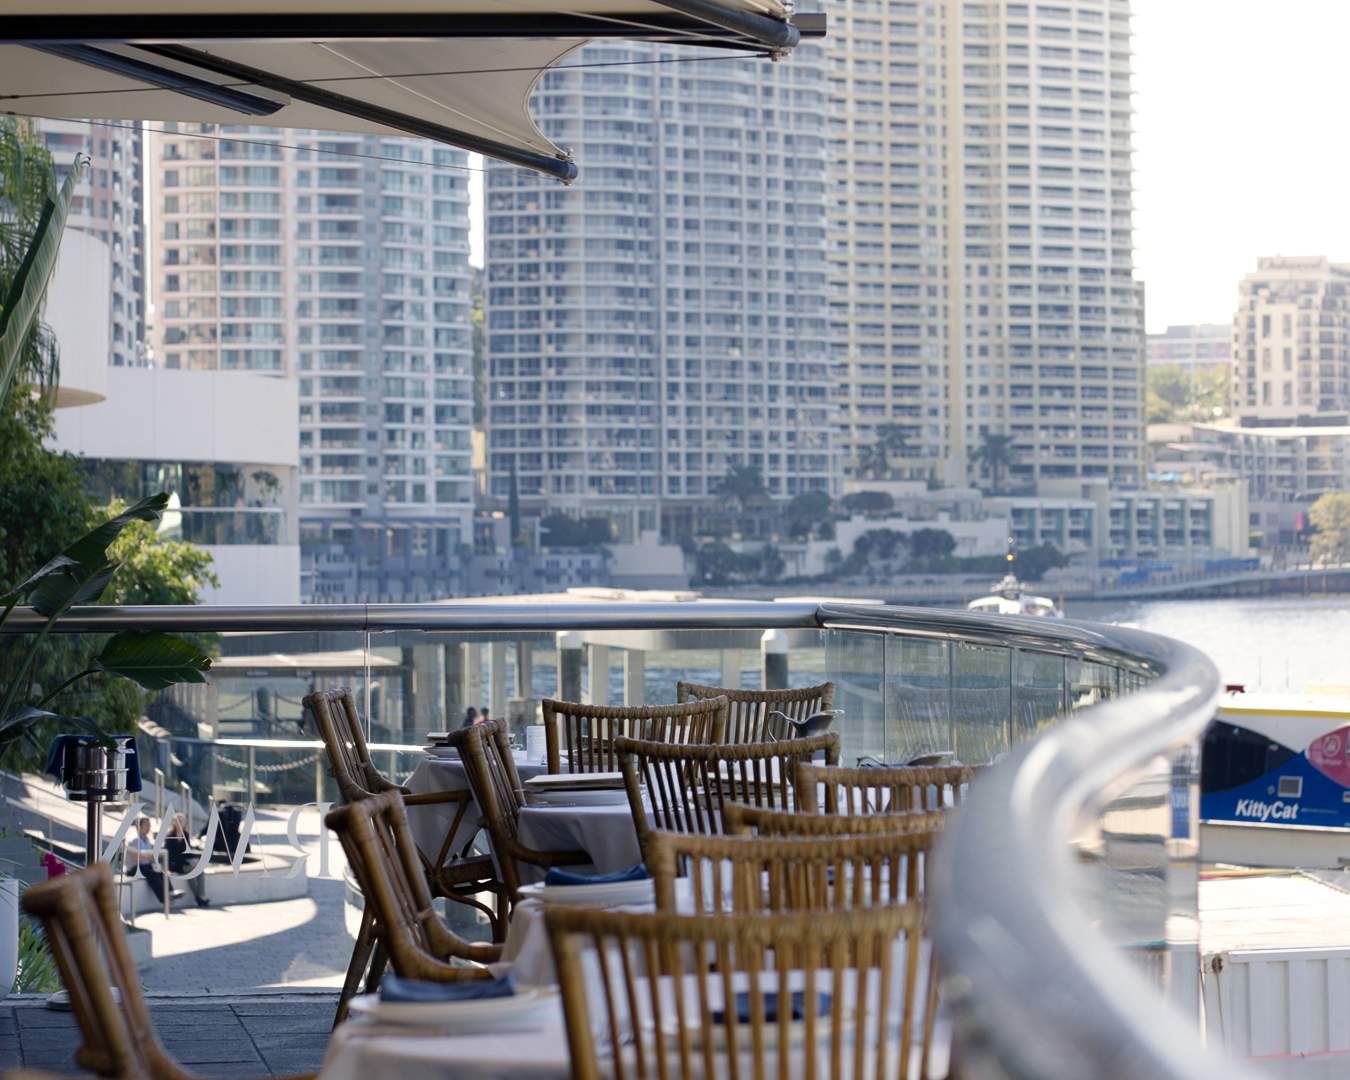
[{"left": 0, "top": 1, "right": 814, "bottom": 182}]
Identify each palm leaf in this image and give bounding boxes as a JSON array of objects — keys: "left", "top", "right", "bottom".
[
  {"left": 0, "top": 152, "right": 88, "bottom": 411},
  {"left": 91, "top": 631, "right": 212, "bottom": 691},
  {"left": 1, "top": 492, "right": 168, "bottom": 607}
]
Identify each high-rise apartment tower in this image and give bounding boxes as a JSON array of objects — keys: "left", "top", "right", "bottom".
[
  {"left": 828, "top": 0, "right": 1143, "bottom": 491},
  {"left": 149, "top": 126, "right": 475, "bottom": 601},
  {"left": 484, "top": 43, "right": 834, "bottom": 543}
]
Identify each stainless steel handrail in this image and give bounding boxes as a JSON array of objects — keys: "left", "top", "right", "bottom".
[
  {"left": 817, "top": 604, "right": 1237, "bottom": 1078},
  {"left": 3, "top": 598, "right": 1234, "bottom": 1074},
  {"left": 0, "top": 600, "right": 823, "bottom": 633}
]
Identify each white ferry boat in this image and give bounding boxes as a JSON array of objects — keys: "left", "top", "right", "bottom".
[{"left": 966, "top": 574, "right": 1062, "bottom": 618}]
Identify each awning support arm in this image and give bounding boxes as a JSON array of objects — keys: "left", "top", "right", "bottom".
[{"left": 136, "top": 43, "right": 577, "bottom": 182}]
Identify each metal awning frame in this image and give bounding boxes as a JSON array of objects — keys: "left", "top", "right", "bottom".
[{"left": 2, "top": 8, "right": 823, "bottom": 182}]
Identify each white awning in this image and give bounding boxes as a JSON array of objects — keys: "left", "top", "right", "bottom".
[{"left": 0, "top": 1, "right": 817, "bottom": 181}]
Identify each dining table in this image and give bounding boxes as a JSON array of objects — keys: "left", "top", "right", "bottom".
[{"left": 402, "top": 746, "right": 550, "bottom": 864}]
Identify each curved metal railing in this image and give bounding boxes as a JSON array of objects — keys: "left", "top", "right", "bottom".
[
  {"left": 819, "top": 604, "right": 1238, "bottom": 1079},
  {"left": 6, "top": 598, "right": 1235, "bottom": 1073}
]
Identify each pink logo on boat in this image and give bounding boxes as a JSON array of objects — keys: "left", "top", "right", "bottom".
[{"left": 1307, "top": 726, "right": 1350, "bottom": 786}]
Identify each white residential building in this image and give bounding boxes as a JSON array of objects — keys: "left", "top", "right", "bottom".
[
  {"left": 148, "top": 125, "right": 476, "bottom": 601},
  {"left": 1232, "top": 256, "right": 1350, "bottom": 422},
  {"left": 827, "top": 0, "right": 1144, "bottom": 491},
  {"left": 484, "top": 43, "right": 835, "bottom": 544},
  {"left": 36, "top": 118, "right": 145, "bottom": 368}
]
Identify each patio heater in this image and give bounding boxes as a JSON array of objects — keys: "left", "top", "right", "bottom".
[{"left": 47, "top": 736, "right": 140, "bottom": 865}]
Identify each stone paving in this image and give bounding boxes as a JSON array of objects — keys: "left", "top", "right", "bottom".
[{"left": 0, "top": 993, "right": 338, "bottom": 1077}]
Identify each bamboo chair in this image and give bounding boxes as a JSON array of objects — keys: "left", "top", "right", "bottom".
[
  {"left": 306, "top": 689, "right": 504, "bottom": 1024},
  {"left": 795, "top": 761, "right": 981, "bottom": 815},
  {"left": 616, "top": 732, "right": 839, "bottom": 862},
  {"left": 326, "top": 791, "right": 499, "bottom": 993},
  {"left": 547, "top": 905, "right": 938, "bottom": 1080},
  {"left": 20, "top": 864, "right": 313, "bottom": 1080},
  {"left": 723, "top": 801, "right": 950, "bottom": 839},
  {"left": 677, "top": 681, "right": 835, "bottom": 743},
  {"left": 447, "top": 719, "right": 589, "bottom": 903},
  {"left": 647, "top": 830, "right": 937, "bottom": 915},
  {"left": 541, "top": 696, "right": 728, "bottom": 774}
]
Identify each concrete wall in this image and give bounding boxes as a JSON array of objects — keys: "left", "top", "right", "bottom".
[
  {"left": 51, "top": 367, "right": 301, "bottom": 604},
  {"left": 53, "top": 367, "right": 297, "bottom": 469},
  {"left": 47, "top": 229, "right": 110, "bottom": 408}
]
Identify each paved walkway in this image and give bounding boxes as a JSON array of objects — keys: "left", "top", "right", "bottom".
[{"left": 0, "top": 992, "right": 338, "bottom": 1076}]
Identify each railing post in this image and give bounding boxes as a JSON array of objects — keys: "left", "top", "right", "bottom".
[
  {"left": 315, "top": 753, "right": 324, "bottom": 807},
  {"left": 180, "top": 781, "right": 192, "bottom": 836},
  {"left": 154, "top": 768, "right": 165, "bottom": 820},
  {"left": 760, "top": 629, "right": 788, "bottom": 690},
  {"left": 246, "top": 746, "right": 257, "bottom": 807}
]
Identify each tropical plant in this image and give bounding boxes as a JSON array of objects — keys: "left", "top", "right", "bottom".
[
  {"left": 0, "top": 119, "right": 87, "bottom": 411},
  {"left": 857, "top": 424, "right": 912, "bottom": 480},
  {"left": 784, "top": 491, "right": 832, "bottom": 539},
  {"left": 13, "top": 916, "right": 60, "bottom": 993},
  {"left": 1308, "top": 492, "right": 1350, "bottom": 563},
  {"left": 971, "top": 432, "right": 1018, "bottom": 493},
  {"left": 0, "top": 494, "right": 213, "bottom": 758},
  {"left": 840, "top": 490, "right": 894, "bottom": 516},
  {"left": 715, "top": 464, "right": 767, "bottom": 514}
]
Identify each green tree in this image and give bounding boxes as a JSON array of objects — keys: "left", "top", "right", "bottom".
[
  {"left": 102, "top": 509, "right": 220, "bottom": 605},
  {"left": 857, "top": 424, "right": 912, "bottom": 480},
  {"left": 908, "top": 528, "right": 956, "bottom": 560},
  {"left": 971, "top": 432, "right": 1018, "bottom": 493},
  {"left": 1147, "top": 363, "right": 1229, "bottom": 423},
  {"left": 1308, "top": 493, "right": 1350, "bottom": 563},
  {"left": 840, "top": 490, "right": 894, "bottom": 516},
  {"left": 715, "top": 464, "right": 767, "bottom": 514},
  {"left": 784, "top": 491, "right": 832, "bottom": 539},
  {"left": 539, "top": 513, "right": 611, "bottom": 548}
]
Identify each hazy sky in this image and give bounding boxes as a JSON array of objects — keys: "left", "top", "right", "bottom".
[
  {"left": 472, "top": 2, "right": 1350, "bottom": 331},
  {"left": 1133, "top": 0, "right": 1350, "bottom": 332}
]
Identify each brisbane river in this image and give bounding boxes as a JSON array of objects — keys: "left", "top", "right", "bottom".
[{"left": 1070, "top": 595, "right": 1350, "bottom": 693}]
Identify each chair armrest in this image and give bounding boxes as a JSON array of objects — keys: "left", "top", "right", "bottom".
[
  {"left": 507, "top": 841, "right": 590, "bottom": 871},
  {"left": 403, "top": 789, "right": 468, "bottom": 808}
]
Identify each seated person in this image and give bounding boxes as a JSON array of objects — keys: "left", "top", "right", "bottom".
[
  {"left": 164, "top": 812, "right": 210, "bottom": 907},
  {"left": 127, "top": 817, "right": 182, "bottom": 906}
]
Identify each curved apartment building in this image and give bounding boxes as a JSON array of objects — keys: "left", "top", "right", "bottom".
[{"left": 484, "top": 43, "right": 835, "bottom": 543}]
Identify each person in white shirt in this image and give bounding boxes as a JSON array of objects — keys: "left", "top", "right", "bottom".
[{"left": 127, "top": 817, "right": 181, "bottom": 906}]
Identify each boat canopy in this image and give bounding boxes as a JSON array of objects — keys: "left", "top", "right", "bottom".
[{"left": 0, "top": 1, "right": 822, "bottom": 182}]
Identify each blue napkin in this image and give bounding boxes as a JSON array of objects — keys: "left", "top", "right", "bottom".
[
  {"left": 379, "top": 973, "right": 516, "bottom": 1003},
  {"left": 44, "top": 734, "right": 142, "bottom": 793},
  {"left": 544, "top": 863, "right": 650, "bottom": 886},
  {"left": 712, "top": 990, "right": 833, "bottom": 1025}
]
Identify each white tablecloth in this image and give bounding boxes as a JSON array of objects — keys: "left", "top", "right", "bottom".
[
  {"left": 320, "top": 1008, "right": 571, "bottom": 1080},
  {"left": 403, "top": 749, "right": 549, "bottom": 863}
]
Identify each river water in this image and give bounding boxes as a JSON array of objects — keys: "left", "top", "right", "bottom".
[{"left": 1070, "top": 595, "right": 1350, "bottom": 693}]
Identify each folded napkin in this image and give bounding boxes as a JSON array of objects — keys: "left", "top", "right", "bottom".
[
  {"left": 544, "top": 863, "right": 650, "bottom": 887},
  {"left": 712, "top": 990, "right": 833, "bottom": 1025},
  {"left": 379, "top": 973, "right": 516, "bottom": 1003}
]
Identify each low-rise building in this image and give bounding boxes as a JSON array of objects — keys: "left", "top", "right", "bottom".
[
  {"left": 1147, "top": 323, "right": 1230, "bottom": 371},
  {"left": 52, "top": 367, "right": 301, "bottom": 604}
]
